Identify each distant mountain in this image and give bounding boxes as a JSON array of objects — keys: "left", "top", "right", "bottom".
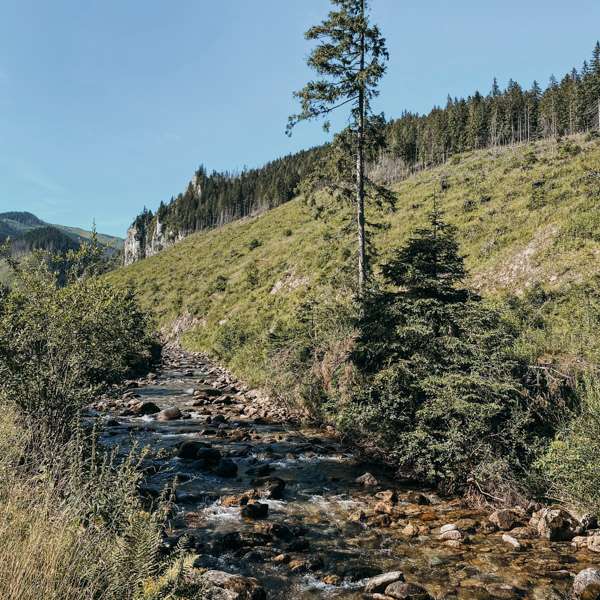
[
  {"left": 0, "top": 212, "right": 124, "bottom": 283},
  {"left": 0, "top": 211, "right": 123, "bottom": 251},
  {"left": 10, "top": 226, "right": 81, "bottom": 257}
]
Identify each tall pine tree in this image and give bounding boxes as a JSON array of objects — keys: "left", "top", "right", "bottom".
[{"left": 288, "top": 0, "right": 388, "bottom": 296}]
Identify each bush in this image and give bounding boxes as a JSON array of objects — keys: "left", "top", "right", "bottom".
[
  {"left": 0, "top": 248, "right": 155, "bottom": 445},
  {"left": 264, "top": 288, "right": 357, "bottom": 417},
  {"left": 538, "top": 374, "right": 600, "bottom": 515}
]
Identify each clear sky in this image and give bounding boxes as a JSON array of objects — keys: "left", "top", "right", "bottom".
[{"left": 1, "top": 0, "right": 599, "bottom": 236}]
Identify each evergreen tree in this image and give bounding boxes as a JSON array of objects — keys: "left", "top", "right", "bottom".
[
  {"left": 287, "top": 0, "right": 389, "bottom": 296},
  {"left": 350, "top": 201, "right": 529, "bottom": 491}
]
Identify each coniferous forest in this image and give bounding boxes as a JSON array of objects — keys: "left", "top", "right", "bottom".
[{"left": 129, "top": 42, "right": 600, "bottom": 255}]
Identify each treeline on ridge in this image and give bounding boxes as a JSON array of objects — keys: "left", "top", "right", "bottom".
[{"left": 130, "top": 42, "right": 600, "bottom": 251}]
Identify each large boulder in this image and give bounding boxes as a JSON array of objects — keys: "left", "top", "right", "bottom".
[
  {"left": 241, "top": 501, "right": 269, "bottom": 520},
  {"left": 364, "top": 571, "right": 404, "bottom": 594},
  {"left": 356, "top": 472, "right": 379, "bottom": 487},
  {"left": 133, "top": 401, "right": 160, "bottom": 415},
  {"left": 156, "top": 406, "right": 182, "bottom": 421},
  {"left": 573, "top": 568, "right": 600, "bottom": 600},
  {"left": 252, "top": 476, "right": 286, "bottom": 499},
  {"left": 177, "top": 440, "right": 211, "bottom": 459},
  {"left": 489, "top": 508, "right": 521, "bottom": 531},
  {"left": 385, "top": 581, "right": 433, "bottom": 599},
  {"left": 587, "top": 533, "right": 600, "bottom": 553},
  {"left": 213, "top": 458, "right": 238, "bottom": 478},
  {"left": 535, "top": 507, "right": 577, "bottom": 541},
  {"left": 202, "top": 570, "right": 266, "bottom": 600}
]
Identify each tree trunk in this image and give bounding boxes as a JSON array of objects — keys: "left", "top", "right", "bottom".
[{"left": 356, "top": 0, "right": 366, "bottom": 298}]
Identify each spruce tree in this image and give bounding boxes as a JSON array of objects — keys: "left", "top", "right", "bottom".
[{"left": 288, "top": 0, "right": 389, "bottom": 296}]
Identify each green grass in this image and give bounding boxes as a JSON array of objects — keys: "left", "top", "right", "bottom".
[{"left": 107, "top": 135, "right": 600, "bottom": 382}]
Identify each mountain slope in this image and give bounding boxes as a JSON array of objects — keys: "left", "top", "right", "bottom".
[{"left": 107, "top": 134, "right": 600, "bottom": 382}]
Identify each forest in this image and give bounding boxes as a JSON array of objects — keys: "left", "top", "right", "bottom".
[{"left": 129, "top": 42, "right": 600, "bottom": 257}]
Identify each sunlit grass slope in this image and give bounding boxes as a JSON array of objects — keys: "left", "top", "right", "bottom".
[{"left": 108, "top": 135, "right": 600, "bottom": 381}]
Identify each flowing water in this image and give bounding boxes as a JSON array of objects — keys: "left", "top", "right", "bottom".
[{"left": 98, "top": 349, "right": 597, "bottom": 599}]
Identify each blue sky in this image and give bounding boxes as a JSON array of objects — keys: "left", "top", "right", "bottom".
[{"left": 1, "top": 0, "right": 599, "bottom": 236}]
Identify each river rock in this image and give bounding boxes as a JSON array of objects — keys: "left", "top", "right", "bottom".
[
  {"left": 156, "top": 406, "right": 182, "bottom": 421},
  {"left": 356, "top": 472, "right": 379, "bottom": 487},
  {"left": 375, "top": 489, "right": 398, "bottom": 505},
  {"left": 572, "top": 536, "right": 590, "bottom": 549},
  {"left": 364, "top": 571, "right": 405, "bottom": 593},
  {"left": 489, "top": 508, "right": 521, "bottom": 531},
  {"left": 213, "top": 458, "right": 238, "bottom": 478},
  {"left": 439, "top": 529, "right": 462, "bottom": 541},
  {"left": 573, "top": 568, "right": 600, "bottom": 600},
  {"left": 195, "top": 447, "right": 222, "bottom": 467},
  {"left": 535, "top": 507, "right": 577, "bottom": 541},
  {"left": 502, "top": 534, "right": 522, "bottom": 550},
  {"left": 201, "top": 570, "right": 266, "bottom": 600},
  {"left": 133, "top": 401, "right": 160, "bottom": 415},
  {"left": 587, "top": 533, "right": 600, "bottom": 553},
  {"left": 253, "top": 476, "right": 286, "bottom": 499},
  {"left": 177, "top": 440, "right": 211, "bottom": 459},
  {"left": 384, "top": 581, "right": 433, "bottom": 599},
  {"left": 405, "top": 492, "right": 430, "bottom": 505},
  {"left": 241, "top": 501, "right": 269, "bottom": 520}
]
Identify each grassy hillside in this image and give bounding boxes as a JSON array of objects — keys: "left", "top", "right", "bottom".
[{"left": 108, "top": 134, "right": 600, "bottom": 381}]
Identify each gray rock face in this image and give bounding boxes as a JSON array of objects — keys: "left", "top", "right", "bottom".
[
  {"left": 573, "top": 568, "right": 600, "bottom": 600},
  {"left": 123, "top": 217, "right": 190, "bottom": 266}
]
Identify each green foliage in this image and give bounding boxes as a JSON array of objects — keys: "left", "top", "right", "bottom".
[
  {"left": 538, "top": 374, "right": 600, "bottom": 514},
  {"left": 346, "top": 210, "right": 531, "bottom": 492},
  {"left": 0, "top": 242, "right": 154, "bottom": 445},
  {"left": 265, "top": 287, "right": 358, "bottom": 416},
  {"left": 248, "top": 237, "right": 262, "bottom": 250},
  {"left": 287, "top": 0, "right": 388, "bottom": 133}
]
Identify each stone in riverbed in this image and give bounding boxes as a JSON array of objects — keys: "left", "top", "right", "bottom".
[
  {"left": 587, "top": 533, "right": 600, "bottom": 553},
  {"left": 201, "top": 570, "right": 266, "bottom": 600},
  {"left": 439, "top": 529, "right": 462, "bottom": 541},
  {"left": 384, "top": 581, "right": 433, "bottom": 599},
  {"left": 241, "top": 501, "right": 269, "bottom": 520},
  {"left": 213, "top": 458, "right": 238, "bottom": 478},
  {"left": 177, "top": 440, "right": 211, "bottom": 459},
  {"left": 252, "top": 476, "right": 286, "bottom": 499},
  {"left": 501, "top": 533, "right": 523, "bottom": 551},
  {"left": 573, "top": 568, "right": 600, "bottom": 600},
  {"left": 535, "top": 507, "right": 577, "bottom": 541},
  {"left": 405, "top": 491, "right": 430, "bottom": 505},
  {"left": 364, "top": 571, "right": 405, "bottom": 594},
  {"left": 356, "top": 472, "right": 379, "bottom": 487},
  {"left": 489, "top": 508, "right": 521, "bottom": 531},
  {"left": 195, "top": 447, "right": 222, "bottom": 466},
  {"left": 156, "top": 406, "right": 182, "bottom": 421},
  {"left": 133, "top": 401, "right": 160, "bottom": 415}
]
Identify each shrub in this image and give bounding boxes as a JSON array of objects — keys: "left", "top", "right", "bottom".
[
  {"left": 248, "top": 238, "right": 262, "bottom": 250},
  {"left": 0, "top": 406, "right": 166, "bottom": 600},
  {"left": 264, "top": 288, "right": 357, "bottom": 417},
  {"left": 538, "top": 374, "right": 600, "bottom": 515},
  {"left": 0, "top": 249, "right": 154, "bottom": 446}
]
